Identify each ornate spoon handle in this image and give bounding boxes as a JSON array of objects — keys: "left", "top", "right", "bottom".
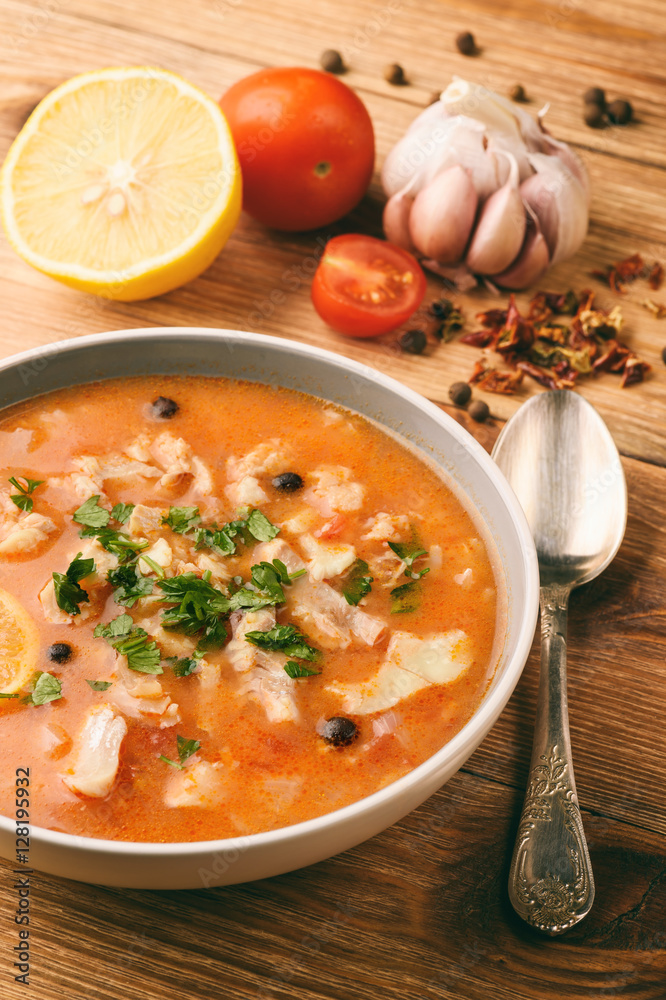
[{"left": 508, "top": 582, "right": 595, "bottom": 935}]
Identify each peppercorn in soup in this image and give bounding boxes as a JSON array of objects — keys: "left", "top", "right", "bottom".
[{"left": 0, "top": 377, "right": 502, "bottom": 842}]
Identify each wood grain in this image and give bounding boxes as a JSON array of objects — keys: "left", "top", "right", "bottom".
[{"left": 1, "top": 0, "right": 665, "bottom": 997}]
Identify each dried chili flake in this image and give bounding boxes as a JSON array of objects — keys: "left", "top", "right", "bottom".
[
  {"left": 460, "top": 329, "right": 497, "bottom": 348},
  {"left": 516, "top": 359, "right": 575, "bottom": 390},
  {"left": 592, "top": 339, "right": 631, "bottom": 374},
  {"left": 476, "top": 308, "right": 508, "bottom": 328},
  {"left": 648, "top": 263, "right": 664, "bottom": 291},
  {"left": 472, "top": 367, "right": 524, "bottom": 394},
  {"left": 621, "top": 357, "right": 651, "bottom": 387}
]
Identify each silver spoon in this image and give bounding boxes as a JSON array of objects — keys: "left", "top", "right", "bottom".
[{"left": 492, "top": 390, "right": 627, "bottom": 935}]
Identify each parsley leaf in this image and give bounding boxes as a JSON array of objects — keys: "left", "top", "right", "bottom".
[
  {"left": 111, "top": 502, "right": 134, "bottom": 524},
  {"left": 388, "top": 539, "right": 430, "bottom": 579},
  {"left": 53, "top": 552, "right": 96, "bottom": 615},
  {"left": 390, "top": 581, "right": 421, "bottom": 614},
  {"left": 159, "top": 735, "right": 201, "bottom": 770},
  {"left": 177, "top": 735, "right": 201, "bottom": 763},
  {"left": 86, "top": 679, "right": 112, "bottom": 691},
  {"left": 342, "top": 558, "right": 373, "bottom": 606},
  {"left": 8, "top": 476, "right": 44, "bottom": 514},
  {"left": 107, "top": 563, "right": 154, "bottom": 607},
  {"left": 165, "top": 656, "right": 201, "bottom": 677},
  {"left": 79, "top": 525, "right": 149, "bottom": 562},
  {"left": 158, "top": 574, "right": 230, "bottom": 647},
  {"left": 94, "top": 614, "right": 162, "bottom": 673},
  {"left": 31, "top": 672, "right": 62, "bottom": 705},
  {"left": 245, "top": 624, "right": 318, "bottom": 661},
  {"left": 246, "top": 509, "right": 279, "bottom": 542},
  {"left": 162, "top": 506, "right": 201, "bottom": 534},
  {"left": 73, "top": 495, "right": 111, "bottom": 529},
  {"left": 193, "top": 523, "right": 241, "bottom": 557},
  {"left": 284, "top": 661, "right": 320, "bottom": 678}
]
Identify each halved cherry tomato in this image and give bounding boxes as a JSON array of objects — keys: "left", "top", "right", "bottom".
[{"left": 311, "top": 235, "right": 427, "bottom": 338}]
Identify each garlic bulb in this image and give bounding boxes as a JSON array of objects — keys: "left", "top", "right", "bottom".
[{"left": 381, "top": 78, "right": 589, "bottom": 290}]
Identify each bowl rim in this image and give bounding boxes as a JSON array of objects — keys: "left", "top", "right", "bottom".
[{"left": 0, "top": 326, "right": 539, "bottom": 858}]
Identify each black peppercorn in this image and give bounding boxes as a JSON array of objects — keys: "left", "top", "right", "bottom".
[
  {"left": 151, "top": 396, "right": 179, "bottom": 419},
  {"left": 384, "top": 63, "right": 406, "bottom": 85},
  {"left": 272, "top": 472, "right": 304, "bottom": 492},
  {"left": 607, "top": 99, "right": 633, "bottom": 125},
  {"left": 398, "top": 328, "right": 427, "bottom": 354},
  {"left": 448, "top": 381, "right": 472, "bottom": 406},
  {"left": 455, "top": 31, "right": 476, "bottom": 56},
  {"left": 320, "top": 49, "right": 345, "bottom": 74},
  {"left": 584, "top": 103, "right": 605, "bottom": 129},
  {"left": 509, "top": 84, "right": 526, "bottom": 103},
  {"left": 661, "top": 346, "right": 666, "bottom": 366},
  {"left": 583, "top": 86, "right": 606, "bottom": 109},
  {"left": 322, "top": 716, "right": 359, "bottom": 746},
  {"left": 48, "top": 642, "right": 72, "bottom": 664},
  {"left": 468, "top": 399, "right": 490, "bottom": 423}
]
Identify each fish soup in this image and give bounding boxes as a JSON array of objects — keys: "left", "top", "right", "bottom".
[{"left": 0, "top": 376, "right": 503, "bottom": 842}]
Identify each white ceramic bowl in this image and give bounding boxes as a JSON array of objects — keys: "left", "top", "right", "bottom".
[{"left": 0, "top": 328, "right": 539, "bottom": 888}]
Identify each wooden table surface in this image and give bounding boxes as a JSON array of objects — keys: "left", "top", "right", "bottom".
[{"left": 2, "top": 1, "right": 666, "bottom": 997}]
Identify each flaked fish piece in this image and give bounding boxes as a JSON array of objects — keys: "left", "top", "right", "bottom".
[
  {"left": 328, "top": 630, "right": 472, "bottom": 715},
  {"left": 71, "top": 537, "right": 118, "bottom": 582},
  {"left": 361, "top": 512, "right": 411, "bottom": 542},
  {"left": 225, "top": 475, "right": 267, "bottom": 507},
  {"left": 224, "top": 439, "right": 291, "bottom": 508},
  {"left": 164, "top": 760, "right": 226, "bottom": 808},
  {"left": 128, "top": 503, "right": 165, "bottom": 537},
  {"left": 110, "top": 661, "right": 180, "bottom": 726},
  {"left": 138, "top": 537, "right": 172, "bottom": 575},
  {"left": 299, "top": 533, "right": 356, "bottom": 581},
  {"left": 255, "top": 539, "right": 385, "bottom": 649},
  {"left": 61, "top": 705, "right": 127, "bottom": 798},
  {"left": 279, "top": 507, "right": 319, "bottom": 536},
  {"left": 0, "top": 510, "right": 57, "bottom": 555},
  {"left": 304, "top": 465, "right": 364, "bottom": 517},
  {"left": 226, "top": 608, "right": 299, "bottom": 724}
]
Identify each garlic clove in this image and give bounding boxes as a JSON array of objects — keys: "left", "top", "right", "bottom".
[
  {"left": 383, "top": 188, "right": 417, "bottom": 252},
  {"left": 421, "top": 259, "right": 478, "bottom": 291},
  {"left": 466, "top": 154, "right": 526, "bottom": 275},
  {"left": 492, "top": 216, "right": 550, "bottom": 289},
  {"left": 408, "top": 165, "right": 478, "bottom": 263},
  {"left": 520, "top": 153, "right": 588, "bottom": 265}
]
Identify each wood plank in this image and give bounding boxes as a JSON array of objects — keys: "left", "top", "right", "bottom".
[{"left": 1, "top": 769, "right": 665, "bottom": 1000}]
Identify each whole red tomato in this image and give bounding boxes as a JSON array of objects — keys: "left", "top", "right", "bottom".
[{"left": 220, "top": 67, "right": 375, "bottom": 232}]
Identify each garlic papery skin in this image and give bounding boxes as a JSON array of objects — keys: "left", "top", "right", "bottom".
[
  {"left": 493, "top": 217, "right": 550, "bottom": 289},
  {"left": 520, "top": 152, "right": 588, "bottom": 265},
  {"left": 381, "top": 78, "right": 590, "bottom": 290},
  {"left": 408, "top": 165, "right": 477, "bottom": 263},
  {"left": 466, "top": 154, "right": 526, "bottom": 275},
  {"left": 383, "top": 187, "right": 417, "bottom": 252}
]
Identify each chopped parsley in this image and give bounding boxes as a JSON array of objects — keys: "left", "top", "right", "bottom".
[
  {"left": 390, "top": 580, "right": 421, "bottom": 614},
  {"left": 52, "top": 552, "right": 96, "bottom": 615},
  {"left": 163, "top": 505, "right": 279, "bottom": 557},
  {"left": 342, "top": 558, "right": 373, "bottom": 606},
  {"left": 158, "top": 573, "right": 230, "bottom": 647},
  {"left": 30, "top": 672, "right": 62, "bottom": 705},
  {"left": 73, "top": 494, "right": 111, "bottom": 529},
  {"left": 162, "top": 506, "right": 201, "bottom": 534},
  {"left": 8, "top": 476, "right": 44, "bottom": 514},
  {"left": 94, "top": 614, "right": 162, "bottom": 674},
  {"left": 284, "top": 661, "right": 320, "bottom": 679},
  {"left": 111, "top": 502, "right": 134, "bottom": 524},
  {"left": 86, "top": 679, "right": 112, "bottom": 691},
  {"left": 245, "top": 624, "right": 318, "bottom": 661},
  {"left": 79, "top": 526, "right": 149, "bottom": 562},
  {"left": 166, "top": 655, "right": 201, "bottom": 677},
  {"left": 388, "top": 539, "right": 430, "bottom": 580},
  {"left": 159, "top": 734, "right": 202, "bottom": 769},
  {"left": 0, "top": 693, "right": 19, "bottom": 699},
  {"left": 107, "top": 563, "right": 154, "bottom": 607}
]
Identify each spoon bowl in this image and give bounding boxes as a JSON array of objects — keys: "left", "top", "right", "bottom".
[{"left": 493, "top": 390, "right": 627, "bottom": 935}]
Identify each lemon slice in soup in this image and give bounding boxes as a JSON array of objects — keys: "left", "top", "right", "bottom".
[
  {"left": 0, "top": 588, "right": 39, "bottom": 696},
  {"left": 0, "top": 67, "right": 241, "bottom": 301}
]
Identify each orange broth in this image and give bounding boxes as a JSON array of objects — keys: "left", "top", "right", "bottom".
[{"left": 0, "top": 376, "right": 502, "bottom": 842}]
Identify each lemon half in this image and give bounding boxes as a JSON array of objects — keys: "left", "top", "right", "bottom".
[
  {"left": 0, "top": 67, "right": 241, "bottom": 300},
  {"left": 0, "top": 588, "right": 39, "bottom": 696}
]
